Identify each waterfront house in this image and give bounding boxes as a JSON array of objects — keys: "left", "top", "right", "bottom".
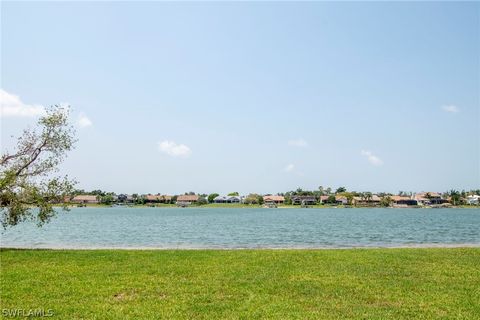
[
  {"left": 263, "top": 195, "right": 285, "bottom": 204},
  {"left": 145, "top": 195, "right": 173, "bottom": 203},
  {"left": 414, "top": 192, "right": 448, "bottom": 205},
  {"left": 213, "top": 195, "right": 243, "bottom": 203},
  {"left": 391, "top": 195, "right": 418, "bottom": 206},
  {"left": 145, "top": 195, "right": 163, "bottom": 203},
  {"left": 176, "top": 195, "right": 199, "bottom": 205},
  {"left": 117, "top": 194, "right": 128, "bottom": 202},
  {"left": 466, "top": 195, "right": 480, "bottom": 205},
  {"left": 353, "top": 195, "right": 381, "bottom": 206},
  {"left": 320, "top": 195, "right": 347, "bottom": 205},
  {"left": 291, "top": 195, "right": 317, "bottom": 205},
  {"left": 335, "top": 196, "right": 349, "bottom": 205},
  {"left": 319, "top": 195, "right": 330, "bottom": 204},
  {"left": 72, "top": 195, "right": 99, "bottom": 204}
]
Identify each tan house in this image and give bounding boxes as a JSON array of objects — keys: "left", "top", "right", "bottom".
[
  {"left": 72, "top": 195, "right": 99, "bottom": 204},
  {"left": 263, "top": 195, "right": 285, "bottom": 204},
  {"left": 319, "top": 195, "right": 330, "bottom": 203},
  {"left": 177, "top": 195, "right": 199, "bottom": 204},
  {"left": 145, "top": 195, "right": 173, "bottom": 203},
  {"left": 353, "top": 195, "right": 381, "bottom": 206}
]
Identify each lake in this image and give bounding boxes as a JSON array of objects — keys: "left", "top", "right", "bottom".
[{"left": 1, "top": 207, "right": 479, "bottom": 249}]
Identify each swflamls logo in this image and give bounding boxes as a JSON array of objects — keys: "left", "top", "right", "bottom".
[{"left": 2, "top": 309, "right": 54, "bottom": 318}]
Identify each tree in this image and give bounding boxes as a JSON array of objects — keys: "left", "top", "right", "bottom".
[
  {"left": 244, "top": 194, "right": 261, "bottom": 205},
  {"left": 326, "top": 195, "right": 336, "bottom": 204},
  {"left": 335, "top": 187, "right": 346, "bottom": 194},
  {"left": 284, "top": 195, "right": 292, "bottom": 205},
  {"left": 227, "top": 192, "right": 239, "bottom": 196},
  {"left": 344, "top": 192, "right": 354, "bottom": 205},
  {"left": 208, "top": 193, "right": 219, "bottom": 203},
  {"left": 318, "top": 186, "right": 324, "bottom": 196},
  {"left": 0, "top": 106, "right": 77, "bottom": 228},
  {"left": 380, "top": 196, "right": 393, "bottom": 207},
  {"left": 197, "top": 196, "right": 207, "bottom": 205},
  {"left": 100, "top": 194, "right": 114, "bottom": 205},
  {"left": 449, "top": 190, "right": 462, "bottom": 206},
  {"left": 257, "top": 195, "right": 264, "bottom": 205}
]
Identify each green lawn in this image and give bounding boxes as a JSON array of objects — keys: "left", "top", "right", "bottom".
[{"left": 1, "top": 248, "right": 479, "bottom": 319}]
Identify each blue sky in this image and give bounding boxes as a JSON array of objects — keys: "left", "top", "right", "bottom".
[{"left": 1, "top": 2, "right": 479, "bottom": 195}]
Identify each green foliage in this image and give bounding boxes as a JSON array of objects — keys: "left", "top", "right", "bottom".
[
  {"left": 0, "top": 106, "right": 77, "bottom": 228},
  {"left": 101, "top": 194, "right": 114, "bottom": 205},
  {"left": 244, "top": 194, "right": 261, "bottom": 204},
  {"left": 208, "top": 193, "right": 219, "bottom": 203},
  {"left": 326, "top": 195, "right": 336, "bottom": 204},
  {"left": 197, "top": 197, "right": 207, "bottom": 205},
  {"left": 227, "top": 192, "right": 239, "bottom": 196},
  {"left": 335, "top": 187, "right": 346, "bottom": 193},
  {"left": 449, "top": 190, "right": 464, "bottom": 206},
  {"left": 380, "top": 196, "right": 393, "bottom": 207},
  {"left": 257, "top": 195, "right": 264, "bottom": 205},
  {"left": 343, "top": 192, "right": 354, "bottom": 205},
  {"left": 284, "top": 195, "right": 292, "bottom": 205}
]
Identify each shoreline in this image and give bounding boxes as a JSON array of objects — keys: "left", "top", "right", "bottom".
[
  {"left": 2, "top": 243, "right": 480, "bottom": 251},
  {"left": 62, "top": 204, "right": 480, "bottom": 209}
]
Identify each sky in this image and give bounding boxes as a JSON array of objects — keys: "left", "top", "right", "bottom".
[{"left": 1, "top": 1, "right": 479, "bottom": 195}]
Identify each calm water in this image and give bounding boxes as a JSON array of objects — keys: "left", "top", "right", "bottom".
[{"left": 1, "top": 207, "right": 479, "bottom": 249}]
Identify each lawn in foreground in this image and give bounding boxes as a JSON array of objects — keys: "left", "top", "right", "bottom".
[{"left": 1, "top": 248, "right": 479, "bottom": 319}]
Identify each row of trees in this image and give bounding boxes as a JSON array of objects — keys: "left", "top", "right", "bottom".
[{"left": 72, "top": 187, "right": 480, "bottom": 207}]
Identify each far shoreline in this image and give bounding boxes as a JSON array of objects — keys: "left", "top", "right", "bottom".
[{"left": 58, "top": 204, "right": 480, "bottom": 209}]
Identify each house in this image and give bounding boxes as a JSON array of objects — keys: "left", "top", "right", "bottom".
[
  {"left": 466, "top": 195, "right": 480, "bottom": 205},
  {"left": 145, "top": 195, "right": 163, "bottom": 203},
  {"left": 144, "top": 195, "right": 173, "bottom": 203},
  {"left": 163, "top": 195, "right": 173, "bottom": 204},
  {"left": 414, "top": 192, "right": 448, "bottom": 205},
  {"left": 213, "top": 195, "right": 243, "bottom": 203},
  {"left": 353, "top": 195, "right": 381, "bottom": 206},
  {"left": 263, "top": 195, "right": 285, "bottom": 204},
  {"left": 176, "top": 195, "right": 199, "bottom": 205},
  {"left": 335, "top": 196, "right": 349, "bottom": 205},
  {"left": 319, "top": 195, "right": 330, "bottom": 204},
  {"left": 117, "top": 194, "right": 128, "bottom": 202},
  {"left": 391, "top": 195, "right": 418, "bottom": 206},
  {"left": 319, "top": 195, "right": 347, "bottom": 205},
  {"left": 72, "top": 195, "right": 99, "bottom": 204},
  {"left": 291, "top": 195, "right": 317, "bottom": 205}
]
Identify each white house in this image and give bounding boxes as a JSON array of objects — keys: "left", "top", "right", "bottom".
[
  {"left": 467, "top": 195, "right": 480, "bottom": 205},
  {"left": 213, "top": 195, "right": 243, "bottom": 203}
]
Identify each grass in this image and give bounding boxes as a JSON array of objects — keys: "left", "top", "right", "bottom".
[{"left": 1, "top": 248, "right": 479, "bottom": 319}]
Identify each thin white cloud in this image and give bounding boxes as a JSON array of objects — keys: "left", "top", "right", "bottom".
[
  {"left": 361, "top": 150, "right": 383, "bottom": 166},
  {"left": 287, "top": 138, "right": 308, "bottom": 147},
  {"left": 158, "top": 140, "right": 192, "bottom": 158},
  {"left": 0, "top": 89, "right": 45, "bottom": 117},
  {"left": 442, "top": 105, "right": 459, "bottom": 113},
  {"left": 77, "top": 113, "right": 93, "bottom": 128},
  {"left": 284, "top": 163, "right": 295, "bottom": 172}
]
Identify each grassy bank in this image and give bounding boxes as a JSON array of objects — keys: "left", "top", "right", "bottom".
[{"left": 1, "top": 248, "right": 479, "bottom": 319}]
